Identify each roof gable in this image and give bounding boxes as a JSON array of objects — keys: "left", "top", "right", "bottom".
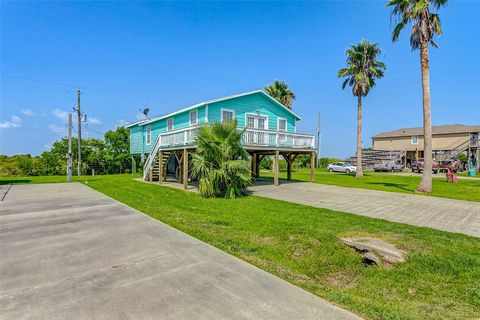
[
  {"left": 373, "top": 124, "right": 480, "bottom": 138},
  {"left": 126, "top": 90, "right": 300, "bottom": 127}
]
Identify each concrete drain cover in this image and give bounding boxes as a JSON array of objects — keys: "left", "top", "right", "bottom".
[{"left": 341, "top": 237, "right": 406, "bottom": 265}]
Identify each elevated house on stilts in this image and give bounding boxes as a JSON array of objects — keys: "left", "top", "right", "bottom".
[{"left": 127, "top": 90, "right": 316, "bottom": 189}]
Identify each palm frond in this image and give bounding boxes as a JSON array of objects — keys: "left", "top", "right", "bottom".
[
  {"left": 264, "top": 80, "right": 296, "bottom": 109},
  {"left": 192, "top": 121, "right": 252, "bottom": 198},
  {"left": 338, "top": 40, "right": 386, "bottom": 98}
]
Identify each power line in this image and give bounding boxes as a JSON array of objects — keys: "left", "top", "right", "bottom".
[
  {"left": 0, "top": 79, "right": 74, "bottom": 93},
  {"left": 82, "top": 125, "right": 105, "bottom": 136},
  {"left": 2, "top": 75, "right": 81, "bottom": 88},
  {"left": 2, "top": 75, "right": 156, "bottom": 101}
]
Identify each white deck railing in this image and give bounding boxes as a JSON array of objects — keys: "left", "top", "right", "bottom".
[
  {"left": 143, "top": 126, "right": 315, "bottom": 179},
  {"left": 154, "top": 126, "right": 314, "bottom": 150}
]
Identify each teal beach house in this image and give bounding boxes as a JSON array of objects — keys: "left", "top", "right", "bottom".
[{"left": 127, "top": 90, "right": 316, "bottom": 188}]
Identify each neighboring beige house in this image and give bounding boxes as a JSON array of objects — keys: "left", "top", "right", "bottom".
[{"left": 372, "top": 124, "right": 480, "bottom": 166}]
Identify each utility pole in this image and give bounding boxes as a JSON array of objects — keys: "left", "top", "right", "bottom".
[
  {"left": 76, "top": 88, "right": 82, "bottom": 176},
  {"left": 67, "top": 113, "right": 73, "bottom": 182},
  {"left": 316, "top": 112, "right": 321, "bottom": 168}
]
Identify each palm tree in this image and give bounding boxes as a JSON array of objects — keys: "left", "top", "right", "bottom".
[
  {"left": 264, "top": 80, "right": 296, "bottom": 109},
  {"left": 337, "top": 40, "right": 386, "bottom": 178},
  {"left": 387, "top": 0, "right": 447, "bottom": 193},
  {"left": 190, "top": 120, "right": 252, "bottom": 198}
]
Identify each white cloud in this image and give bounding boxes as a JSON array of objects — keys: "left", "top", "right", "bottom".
[
  {"left": 48, "top": 124, "right": 66, "bottom": 136},
  {"left": 51, "top": 108, "right": 69, "bottom": 121},
  {"left": 87, "top": 116, "right": 102, "bottom": 125},
  {"left": 0, "top": 115, "right": 22, "bottom": 129},
  {"left": 21, "top": 109, "right": 36, "bottom": 116},
  {"left": 116, "top": 119, "right": 129, "bottom": 127}
]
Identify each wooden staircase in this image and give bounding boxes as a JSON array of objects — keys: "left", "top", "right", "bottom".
[{"left": 147, "top": 151, "right": 172, "bottom": 182}]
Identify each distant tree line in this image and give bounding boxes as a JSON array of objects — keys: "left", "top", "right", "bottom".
[{"left": 0, "top": 127, "right": 139, "bottom": 176}]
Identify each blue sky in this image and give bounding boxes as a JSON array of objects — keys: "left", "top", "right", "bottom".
[{"left": 1, "top": 1, "right": 479, "bottom": 157}]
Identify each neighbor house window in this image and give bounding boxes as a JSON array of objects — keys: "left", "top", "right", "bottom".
[
  {"left": 146, "top": 124, "right": 152, "bottom": 145},
  {"left": 221, "top": 109, "right": 234, "bottom": 122},
  {"left": 411, "top": 135, "right": 419, "bottom": 145},
  {"left": 190, "top": 110, "right": 197, "bottom": 125},
  {"left": 167, "top": 118, "right": 173, "bottom": 131}
]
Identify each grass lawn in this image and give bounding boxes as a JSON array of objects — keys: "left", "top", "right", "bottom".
[
  {"left": 261, "top": 168, "right": 480, "bottom": 202},
  {"left": 2, "top": 175, "right": 480, "bottom": 319}
]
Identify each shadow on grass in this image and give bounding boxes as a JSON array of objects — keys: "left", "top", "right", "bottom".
[
  {"left": 366, "top": 182, "right": 414, "bottom": 192},
  {"left": 0, "top": 179, "right": 31, "bottom": 185}
]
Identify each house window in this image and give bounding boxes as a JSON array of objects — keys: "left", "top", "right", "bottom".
[
  {"left": 278, "top": 118, "right": 287, "bottom": 142},
  {"left": 411, "top": 135, "right": 419, "bottom": 145},
  {"left": 247, "top": 115, "right": 255, "bottom": 128},
  {"left": 190, "top": 110, "right": 198, "bottom": 125},
  {"left": 146, "top": 125, "right": 152, "bottom": 145},
  {"left": 221, "top": 109, "right": 235, "bottom": 122},
  {"left": 167, "top": 118, "right": 173, "bottom": 131}
]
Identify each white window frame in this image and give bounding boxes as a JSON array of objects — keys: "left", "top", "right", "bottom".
[
  {"left": 145, "top": 124, "right": 152, "bottom": 145},
  {"left": 167, "top": 118, "right": 174, "bottom": 131},
  {"left": 411, "top": 135, "right": 419, "bottom": 145},
  {"left": 277, "top": 118, "right": 287, "bottom": 142},
  {"left": 189, "top": 109, "right": 198, "bottom": 125},
  {"left": 244, "top": 113, "right": 269, "bottom": 130},
  {"left": 221, "top": 108, "right": 235, "bottom": 122},
  {"left": 277, "top": 117, "right": 287, "bottom": 131}
]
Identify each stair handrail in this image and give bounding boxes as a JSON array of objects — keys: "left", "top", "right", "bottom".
[
  {"left": 143, "top": 134, "right": 162, "bottom": 180},
  {"left": 444, "top": 139, "right": 470, "bottom": 160}
]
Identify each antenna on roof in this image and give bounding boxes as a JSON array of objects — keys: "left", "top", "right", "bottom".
[{"left": 139, "top": 107, "right": 150, "bottom": 120}]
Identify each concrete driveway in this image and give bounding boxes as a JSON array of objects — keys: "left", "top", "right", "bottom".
[
  {"left": 0, "top": 183, "right": 360, "bottom": 320},
  {"left": 250, "top": 181, "right": 480, "bottom": 237}
]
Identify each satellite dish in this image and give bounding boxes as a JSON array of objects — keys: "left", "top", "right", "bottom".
[{"left": 143, "top": 108, "right": 150, "bottom": 117}]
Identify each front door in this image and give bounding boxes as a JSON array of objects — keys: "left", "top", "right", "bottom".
[{"left": 246, "top": 115, "right": 267, "bottom": 144}]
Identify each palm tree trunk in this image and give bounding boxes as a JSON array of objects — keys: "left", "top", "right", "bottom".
[
  {"left": 356, "top": 96, "right": 364, "bottom": 178},
  {"left": 417, "top": 42, "right": 433, "bottom": 193}
]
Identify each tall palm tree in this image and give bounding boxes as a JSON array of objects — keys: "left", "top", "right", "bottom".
[
  {"left": 387, "top": 0, "right": 447, "bottom": 193},
  {"left": 337, "top": 40, "right": 386, "bottom": 178},
  {"left": 190, "top": 120, "right": 252, "bottom": 198},
  {"left": 264, "top": 80, "right": 296, "bottom": 109}
]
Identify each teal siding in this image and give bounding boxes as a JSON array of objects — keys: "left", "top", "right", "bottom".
[
  {"left": 130, "top": 125, "right": 144, "bottom": 154},
  {"left": 129, "top": 92, "right": 298, "bottom": 154},
  {"left": 208, "top": 93, "right": 296, "bottom": 132}
]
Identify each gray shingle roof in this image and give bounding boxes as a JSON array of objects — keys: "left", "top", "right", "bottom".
[{"left": 373, "top": 124, "right": 480, "bottom": 138}]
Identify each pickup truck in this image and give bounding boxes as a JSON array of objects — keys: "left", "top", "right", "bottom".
[
  {"left": 373, "top": 161, "right": 404, "bottom": 172},
  {"left": 412, "top": 158, "right": 440, "bottom": 174},
  {"left": 438, "top": 159, "right": 461, "bottom": 173}
]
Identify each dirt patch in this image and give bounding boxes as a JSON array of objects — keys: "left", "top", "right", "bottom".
[
  {"left": 244, "top": 255, "right": 313, "bottom": 285},
  {"left": 275, "top": 265, "right": 313, "bottom": 284},
  {"left": 325, "top": 272, "right": 359, "bottom": 289},
  {"left": 251, "top": 235, "right": 278, "bottom": 246},
  {"left": 291, "top": 246, "right": 314, "bottom": 260}
]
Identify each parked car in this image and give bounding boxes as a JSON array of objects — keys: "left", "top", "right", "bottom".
[
  {"left": 439, "top": 159, "right": 461, "bottom": 173},
  {"left": 373, "top": 161, "right": 404, "bottom": 172},
  {"left": 411, "top": 158, "right": 440, "bottom": 174},
  {"left": 327, "top": 162, "right": 357, "bottom": 173}
]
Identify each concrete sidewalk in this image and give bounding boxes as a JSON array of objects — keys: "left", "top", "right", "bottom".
[
  {"left": 0, "top": 183, "right": 360, "bottom": 320},
  {"left": 249, "top": 181, "right": 480, "bottom": 237}
]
